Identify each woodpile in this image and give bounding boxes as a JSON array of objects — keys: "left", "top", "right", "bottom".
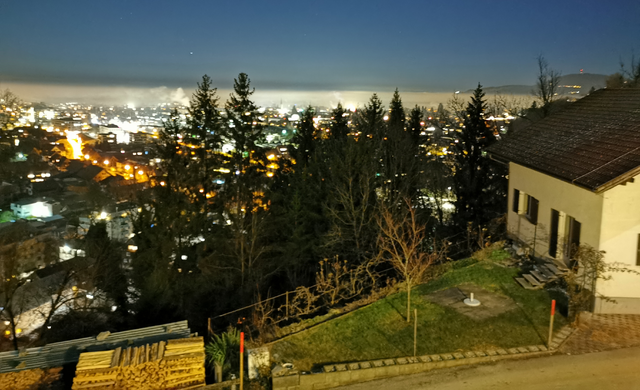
[
  {"left": 72, "top": 337, "right": 205, "bottom": 390},
  {"left": 0, "top": 367, "right": 62, "bottom": 390}
]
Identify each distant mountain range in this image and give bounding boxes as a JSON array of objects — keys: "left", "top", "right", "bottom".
[{"left": 469, "top": 73, "right": 608, "bottom": 96}]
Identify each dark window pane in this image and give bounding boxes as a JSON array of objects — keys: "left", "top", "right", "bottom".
[{"left": 550, "top": 209, "right": 559, "bottom": 258}]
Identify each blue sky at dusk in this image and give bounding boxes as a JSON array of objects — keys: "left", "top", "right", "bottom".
[{"left": 1, "top": 0, "right": 639, "bottom": 93}]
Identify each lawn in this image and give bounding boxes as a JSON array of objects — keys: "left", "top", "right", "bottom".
[{"left": 269, "top": 251, "right": 567, "bottom": 371}]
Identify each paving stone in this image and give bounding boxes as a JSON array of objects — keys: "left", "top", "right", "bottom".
[
  {"left": 429, "top": 354, "right": 443, "bottom": 361},
  {"left": 464, "top": 352, "right": 477, "bottom": 358},
  {"left": 496, "top": 349, "right": 509, "bottom": 355},
  {"left": 407, "top": 357, "right": 419, "bottom": 364},
  {"left": 360, "top": 362, "right": 372, "bottom": 369},
  {"left": 452, "top": 352, "right": 465, "bottom": 359},
  {"left": 536, "top": 345, "right": 548, "bottom": 351},
  {"left": 517, "top": 347, "right": 530, "bottom": 353},
  {"left": 372, "top": 360, "right": 385, "bottom": 368},
  {"left": 419, "top": 355, "right": 432, "bottom": 363},
  {"left": 441, "top": 353, "right": 455, "bottom": 360},
  {"left": 335, "top": 364, "right": 348, "bottom": 371},
  {"left": 348, "top": 363, "right": 360, "bottom": 370},
  {"left": 396, "top": 358, "right": 408, "bottom": 365},
  {"left": 527, "top": 346, "right": 540, "bottom": 352},
  {"left": 485, "top": 350, "right": 498, "bottom": 356},
  {"left": 475, "top": 351, "right": 487, "bottom": 357},
  {"left": 323, "top": 365, "right": 335, "bottom": 373},
  {"left": 383, "top": 359, "right": 396, "bottom": 366},
  {"left": 507, "top": 348, "right": 520, "bottom": 354}
]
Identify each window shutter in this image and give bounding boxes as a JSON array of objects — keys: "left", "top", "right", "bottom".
[
  {"left": 512, "top": 189, "right": 520, "bottom": 213},
  {"left": 526, "top": 197, "right": 539, "bottom": 225},
  {"left": 549, "top": 209, "right": 559, "bottom": 258}
]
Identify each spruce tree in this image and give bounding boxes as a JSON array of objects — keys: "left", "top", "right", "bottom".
[
  {"left": 330, "top": 103, "right": 350, "bottom": 140},
  {"left": 291, "top": 105, "right": 316, "bottom": 166},
  {"left": 452, "top": 84, "right": 500, "bottom": 229},
  {"left": 407, "top": 105, "right": 424, "bottom": 149}
]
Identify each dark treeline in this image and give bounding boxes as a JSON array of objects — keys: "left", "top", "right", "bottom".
[
  {"left": 34, "top": 74, "right": 510, "bottom": 342},
  {"left": 113, "top": 74, "right": 507, "bottom": 338}
]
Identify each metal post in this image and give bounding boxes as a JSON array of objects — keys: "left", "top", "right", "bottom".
[
  {"left": 548, "top": 300, "right": 556, "bottom": 348},
  {"left": 413, "top": 309, "right": 418, "bottom": 357},
  {"left": 240, "top": 332, "right": 244, "bottom": 390}
]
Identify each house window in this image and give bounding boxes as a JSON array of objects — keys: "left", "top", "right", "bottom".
[
  {"left": 564, "top": 216, "right": 581, "bottom": 259},
  {"left": 525, "top": 195, "right": 539, "bottom": 225},
  {"left": 512, "top": 189, "right": 520, "bottom": 213}
]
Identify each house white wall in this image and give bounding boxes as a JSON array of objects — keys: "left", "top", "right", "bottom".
[
  {"left": 507, "top": 163, "right": 640, "bottom": 314},
  {"left": 596, "top": 173, "right": 640, "bottom": 313},
  {"left": 507, "top": 163, "right": 604, "bottom": 257}
]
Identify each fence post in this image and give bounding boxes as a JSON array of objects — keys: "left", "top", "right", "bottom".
[
  {"left": 413, "top": 309, "right": 418, "bottom": 357},
  {"left": 286, "top": 291, "right": 289, "bottom": 320},
  {"left": 548, "top": 299, "right": 556, "bottom": 348},
  {"left": 240, "top": 332, "right": 244, "bottom": 390}
]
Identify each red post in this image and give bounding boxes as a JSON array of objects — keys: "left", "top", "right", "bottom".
[
  {"left": 548, "top": 300, "right": 556, "bottom": 348},
  {"left": 240, "top": 332, "right": 244, "bottom": 390}
]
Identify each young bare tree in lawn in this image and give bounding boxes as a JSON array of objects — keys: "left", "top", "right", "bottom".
[{"left": 378, "top": 199, "right": 446, "bottom": 322}]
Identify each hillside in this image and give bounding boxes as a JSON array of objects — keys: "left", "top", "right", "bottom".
[{"left": 472, "top": 73, "right": 608, "bottom": 96}]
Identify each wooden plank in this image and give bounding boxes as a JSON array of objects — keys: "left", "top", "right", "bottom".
[
  {"left": 515, "top": 277, "right": 535, "bottom": 290},
  {"left": 523, "top": 273, "right": 543, "bottom": 288},
  {"left": 539, "top": 266, "right": 557, "bottom": 279},
  {"left": 530, "top": 270, "right": 548, "bottom": 283}
]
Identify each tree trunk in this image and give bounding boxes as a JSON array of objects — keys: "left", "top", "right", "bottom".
[{"left": 214, "top": 362, "right": 223, "bottom": 383}]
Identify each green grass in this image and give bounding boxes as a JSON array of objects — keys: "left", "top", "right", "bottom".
[{"left": 270, "top": 252, "right": 566, "bottom": 371}]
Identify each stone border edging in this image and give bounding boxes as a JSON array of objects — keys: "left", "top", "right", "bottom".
[
  {"left": 272, "top": 325, "right": 576, "bottom": 390},
  {"left": 273, "top": 345, "right": 551, "bottom": 390}
]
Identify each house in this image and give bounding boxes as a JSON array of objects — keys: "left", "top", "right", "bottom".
[
  {"left": 10, "top": 198, "right": 61, "bottom": 219},
  {"left": 487, "top": 89, "right": 640, "bottom": 314}
]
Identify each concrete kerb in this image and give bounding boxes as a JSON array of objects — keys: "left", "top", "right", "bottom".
[{"left": 273, "top": 345, "right": 553, "bottom": 390}]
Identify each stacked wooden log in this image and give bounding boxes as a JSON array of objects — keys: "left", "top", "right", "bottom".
[
  {"left": 72, "top": 337, "right": 205, "bottom": 389},
  {"left": 0, "top": 367, "right": 62, "bottom": 390},
  {"left": 163, "top": 337, "right": 206, "bottom": 389}
]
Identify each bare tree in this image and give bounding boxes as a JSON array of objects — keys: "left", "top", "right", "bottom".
[
  {"left": 535, "top": 55, "right": 561, "bottom": 118},
  {"left": 378, "top": 199, "right": 446, "bottom": 322}
]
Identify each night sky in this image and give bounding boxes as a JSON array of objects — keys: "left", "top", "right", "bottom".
[{"left": 1, "top": 0, "right": 639, "bottom": 96}]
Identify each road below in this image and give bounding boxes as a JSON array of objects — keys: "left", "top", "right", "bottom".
[{"left": 336, "top": 347, "right": 640, "bottom": 390}]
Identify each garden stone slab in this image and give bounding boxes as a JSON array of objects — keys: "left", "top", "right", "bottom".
[
  {"left": 425, "top": 283, "right": 519, "bottom": 321},
  {"left": 452, "top": 353, "right": 465, "bottom": 360},
  {"left": 372, "top": 360, "right": 385, "bottom": 368},
  {"left": 383, "top": 359, "right": 396, "bottom": 366},
  {"left": 407, "top": 357, "right": 419, "bottom": 363},
  {"left": 360, "top": 362, "right": 371, "bottom": 369},
  {"left": 348, "top": 363, "right": 360, "bottom": 370},
  {"left": 464, "top": 352, "right": 477, "bottom": 358},
  {"left": 485, "top": 350, "right": 498, "bottom": 356},
  {"left": 537, "top": 345, "right": 548, "bottom": 351},
  {"left": 441, "top": 353, "right": 455, "bottom": 360},
  {"left": 507, "top": 348, "right": 520, "bottom": 354},
  {"left": 474, "top": 351, "right": 487, "bottom": 357},
  {"left": 497, "top": 349, "right": 509, "bottom": 355},
  {"left": 324, "top": 365, "right": 335, "bottom": 373},
  {"left": 429, "top": 355, "right": 443, "bottom": 361},
  {"left": 527, "top": 346, "right": 540, "bottom": 352},
  {"left": 517, "top": 347, "right": 530, "bottom": 353},
  {"left": 396, "top": 358, "right": 408, "bottom": 365},
  {"left": 335, "top": 364, "right": 348, "bottom": 371},
  {"left": 419, "top": 356, "right": 432, "bottom": 363}
]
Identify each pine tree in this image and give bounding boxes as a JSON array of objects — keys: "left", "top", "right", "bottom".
[
  {"left": 354, "top": 94, "right": 384, "bottom": 141},
  {"left": 452, "top": 84, "right": 500, "bottom": 229},
  {"left": 407, "top": 105, "right": 424, "bottom": 148},
  {"left": 291, "top": 105, "right": 316, "bottom": 166},
  {"left": 329, "top": 103, "right": 350, "bottom": 140}
]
